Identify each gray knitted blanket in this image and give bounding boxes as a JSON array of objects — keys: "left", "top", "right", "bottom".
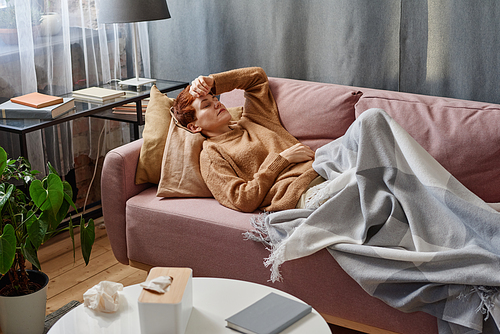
[{"left": 249, "top": 109, "right": 500, "bottom": 333}]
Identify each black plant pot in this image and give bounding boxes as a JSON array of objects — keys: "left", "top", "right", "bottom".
[
  {"left": 0, "top": 270, "right": 49, "bottom": 334},
  {"left": 0, "top": 269, "right": 49, "bottom": 292}
]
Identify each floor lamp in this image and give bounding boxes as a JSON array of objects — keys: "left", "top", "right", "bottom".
[{"left": 97, "top": 0, "right": 171, "bottom": 89}]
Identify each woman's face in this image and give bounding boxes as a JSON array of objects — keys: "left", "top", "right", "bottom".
[{"left": 190, "top": 94, "right": 232, "bottom": 136}]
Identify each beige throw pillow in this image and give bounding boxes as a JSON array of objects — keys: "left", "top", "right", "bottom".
[
  {"left": 156, "top": 106, "right": 243, "bottom": 198},
  {"left": 135, "top": 85, "right": 174, "bottom": 184},
  {"left": 156, "top": 119, "right": 211, "bottom": 197}
]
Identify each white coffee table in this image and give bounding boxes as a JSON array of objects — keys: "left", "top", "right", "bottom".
[{"left": 47, "top": 277, "right": 332, "bottom": 333}]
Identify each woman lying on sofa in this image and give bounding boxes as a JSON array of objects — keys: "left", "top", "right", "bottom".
[
  {"left": 172, "top": 66, "right": 323, "bottom": 213},
  {"left": 173, "top": 67, "right": 500, "bottom": 333}
]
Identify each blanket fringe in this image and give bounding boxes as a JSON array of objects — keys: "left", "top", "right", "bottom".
[
  {"left": 263, "top": 241, "right": 286, "bottom": 282},
  {"left": 243, "top": 212, "right": 271, "bottom": 246},
  {"left": 458, "top": 285, "right": 500, "bottom": 320},
  {"left": 243, "top": 212, "right": 285, "bottom": 282},
  {"left": 305, "top": 179, "right": 331, "bottom": 209}
]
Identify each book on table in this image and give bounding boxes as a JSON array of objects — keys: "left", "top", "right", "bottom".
[
  {"left": 0, "top": 98, "right": 75, "bottom": 119},
  {"left": 112, "top": 100, "right": 149, "bottom": 114},
  {"left": 72, "top": 87, "right": 125, "bottom": 102},
  {"left": 225, "top": 292, "right": 312, "bottom": 334},
  {"left": 10, "top": 92, "right": 64, "bottom": 108}
]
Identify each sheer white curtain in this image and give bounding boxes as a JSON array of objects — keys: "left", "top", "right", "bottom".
[{"left": 0, "top": 0, "right": 149, "bottom": 175}]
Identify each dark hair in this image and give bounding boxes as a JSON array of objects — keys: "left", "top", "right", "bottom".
[{"left": 172, "top": 85, "right": 197, "bottom": 127}]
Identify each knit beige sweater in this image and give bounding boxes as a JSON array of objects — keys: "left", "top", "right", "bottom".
[{"left": 200, "top": 67, "right": 318, "bottom": 212}]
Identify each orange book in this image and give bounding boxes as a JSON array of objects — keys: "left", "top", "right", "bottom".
[
  {"left": 112, "top": 102, "right": 147, "bottom": 111},
  {"left": 112, "top": 101, "right": 148, "bottom": 114},
  {"left": 11, "top": 92, "right": 64, "bottom": 109}
]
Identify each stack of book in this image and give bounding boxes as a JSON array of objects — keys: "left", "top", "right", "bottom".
[
  {"left": 112, "top": 99, "right": 149, "bottom": 115},
  {"left": 0, "top": 92, "right": 75, "bottom": 119},
  {"left": 72, "top": 87, "right": 125, "bottom": 103}
]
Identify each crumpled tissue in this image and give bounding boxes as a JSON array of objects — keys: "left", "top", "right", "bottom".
[
  {"left": 140, "top": 275, "right": 173, "bottom": 293},
  {"left": 83, "top": 281, "right": 123, "bottom": 313}
]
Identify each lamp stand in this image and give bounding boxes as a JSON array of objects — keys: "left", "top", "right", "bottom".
[{"left": 119, "top": 22, "right": 156, "bottom": 91}]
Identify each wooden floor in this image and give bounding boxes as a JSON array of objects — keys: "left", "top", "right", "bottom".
[
  {"left": 33, "top": 216, "right": 361, "bottom": 333},
  {"left": 39, "top": 216, "right": 148, "bottom": 315}
]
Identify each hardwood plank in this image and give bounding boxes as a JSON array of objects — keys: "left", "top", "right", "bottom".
[
  {"left": 41, "top": 216, "right": 105, "bottom": 246},
  {"left": 47, "top": 250, "right": 121, "bottom": 298},
  {"left": 41, "top": 232, "right": 109, "bottom": 278},
  {"left": 45, "top": 264, "right": 148, "bottom": 314},
  {"left": 93, "top": 229, "right": 113, "bottom": 250},
  {"left": 40, "top": 242, "right": 108, "bottom": 278},
  {"left": 37, "top": 222, "right": 107, "bottom": 264},
  {"left": 37, "top": 220, "right": 146, "bottom": 316},
  {"left": 45, "top": 263, "right": 143, "bottom": 314},
  {"left": 118, "top": 269, "right": 149, "bottom": 287},
  {"left": 322, "top": 313, "right": 397, "bottom": 334}
]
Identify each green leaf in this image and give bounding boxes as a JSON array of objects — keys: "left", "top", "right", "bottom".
[
  {"left": 29, "top": 179, "right": 47, "bottom": 207},
  {"left": 0, "top": 147, "right": 7, "bottom": 175},
  {"left": 69, "top": 218, "right": 75, "bottom": 262},
  {"left": 30, "top": 174, "right": 64, "bottom": 215},
  {"left": 22, "top": 239, "right": 40, "bottom": 271},
  {"left": 0, "top": 183, "right": 14, "bottom": 213},
  {"left": 80, "top": 218, "right": 95, "bottom": 266},
  {"left": 62, "top": 181, "right": 77, "bottom": 211},
  {"left": 26, "top": 214, "right": 45, "bottom": 250},
  {"left": 47, "top": 162, "right": 61, "bottom": 178},
  {"left": 0, "top": 225, "right": 16, "bottom": 275},
  {"left": 54, "top": 199, "right": 70, "bottom": 228},
  {"left": 38, "top": 211, "right": 58, "bottom": 238}
]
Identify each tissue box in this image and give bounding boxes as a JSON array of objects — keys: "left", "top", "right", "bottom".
[{"left": 138, "top": 267, "right": 193, "bottom": 334}]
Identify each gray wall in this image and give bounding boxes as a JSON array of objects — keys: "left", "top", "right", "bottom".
[{"left": 149, "top": 0, "right": 500, "bottom": 104}]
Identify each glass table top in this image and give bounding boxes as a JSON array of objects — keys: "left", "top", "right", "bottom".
[{"left": 0, "top": 79, "right": 187, "bottom": 134}]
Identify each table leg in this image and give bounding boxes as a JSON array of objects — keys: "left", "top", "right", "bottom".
[
  {"left": 132, "top": 124, "right": 139, "bottom": 140},
  {"left": 20, "top": 132, "right": 28, "bottom": 159}
]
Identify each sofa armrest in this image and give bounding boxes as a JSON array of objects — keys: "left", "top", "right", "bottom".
[{"left": 101, "top": 139, "right": 152, "bottom": 264}]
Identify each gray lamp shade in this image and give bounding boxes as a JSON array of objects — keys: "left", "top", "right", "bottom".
[{"left": 98, "top": 0, "right": 171, "bottom": 24}]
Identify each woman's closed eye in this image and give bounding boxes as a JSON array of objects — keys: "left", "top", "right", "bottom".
[{"left": 202, "top": 95, "right": 217, "bottom": 109}]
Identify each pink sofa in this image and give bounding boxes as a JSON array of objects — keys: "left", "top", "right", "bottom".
[{"left": 101, "top": 76, "right": 500, "bottom": 334}]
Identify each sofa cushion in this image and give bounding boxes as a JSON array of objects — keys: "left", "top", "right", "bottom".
[
  {"left": 135, "top": 86, "right": 174, "bottom": 184},
  {"left": 156, "top": 107, "right": 243, "bottom": 198},
  {"left": 125, "top": 186, "right": 438, "bottom": 334},
  {"left": 269, "top": 77, "right": 362, "bottom": 151},
  {"left": 356, "top": 91, "right": 500, "bottom": 203},
  {"left": 127, "top": 187, "right": 261, "bottom": 268},
  {"left": 219, "top": 89, "right": 246, "bottom": 108},
  {"left": 157, "top": 118, "right": 210, "bottom": 197}
]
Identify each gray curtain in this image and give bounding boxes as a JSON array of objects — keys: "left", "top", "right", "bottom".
[
  {"left": 149, "top": 0, "right": 500, "bottom": 105},
  {"left": 401, "top": 0, "right": 500, "bottom": 102}
]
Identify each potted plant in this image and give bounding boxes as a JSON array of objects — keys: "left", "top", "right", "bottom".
[{"left": 0, "top": 146, "right": 95, "bottom": 334}]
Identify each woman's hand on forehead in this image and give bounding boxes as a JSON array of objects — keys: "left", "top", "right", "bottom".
[{"left": 190, "top": 75, "right": 214, "bottom": 98}]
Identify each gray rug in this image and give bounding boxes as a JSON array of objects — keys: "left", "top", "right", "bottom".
[{"left": 43, "top": 300, "right": 81, "bottom": 334}]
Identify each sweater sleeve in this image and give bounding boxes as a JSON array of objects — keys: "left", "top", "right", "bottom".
[
  {"left": 210, "top": 67, "right": 281, "bottom": 125},
  {"left": 200, "top": 147, "right": 290, "bottom": 213}
]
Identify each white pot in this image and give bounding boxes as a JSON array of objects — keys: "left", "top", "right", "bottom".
[
  {"left": 40, "top": 12, "right": 62, "bottom": 36},
  {"left": 0, "top": 270, "right": 49, "bottom": 334}
]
